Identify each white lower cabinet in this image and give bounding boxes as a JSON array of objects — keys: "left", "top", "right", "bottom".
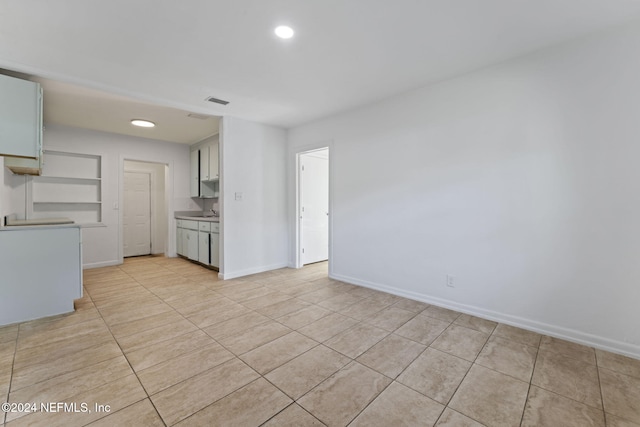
[
  {"left": 198, "top": 221, "right": 211, "bottom": 265},
  {"left": 185, "top": 229, "right": 198, "bottom": 261},
  {"left": 176, "top": 220, "right": 184, "bottom": 256},
  {"left": 177, "top": 220, "right": 199, "bottom": 261},
  {"left": 198, "top": 231, "right": 209, "bottom": 264},
  {"left": 177, "top": 219, "right": 219, "bottom": 269}
]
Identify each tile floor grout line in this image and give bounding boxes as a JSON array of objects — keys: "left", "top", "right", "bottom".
[
  {"left": 121, "top": 256, "right": 209, "bottom": 422},
  {"left": 297, "top": 312, "right": 451, "bottom": 426},
  {"left": 431, "top": 321, "right": 493, "bottom": 426},
  {"left": 10, "top": 334, "right": 124, "bottom": 393},
  {"left": 114, "top": 259, "right": 327, "bottom": 423},
  {"left": 343, "top": 373, "right": 396, "bottom": 426},
  {"left": 259, "top": 343, "right": 326, "bottom": 394},
  {"left": 257, "top": 402, "right": 320, "bottom": 427},
  {"left": 2, "top": 324, "right": 20, "bottom": 426},
  {"left": 525, "top": 352, "right": 609, "bottom": 413},
  {"left": 89, "top": 264, "right": 168, "bottom": 427},
  {"left": 594, "top": 349, "right": 607, "bottom": 422},
  {"left": 7, "top": 279, "right": 145, "bottom": 426},
  {"left": 291, "top": 359, "right": 359, "bottom": 425},
  {"left": 390, "top": 316, "right": 459, "bottom": 389},
  {"left": 518, "top": 337, "right": 542, "bottom": 427}
]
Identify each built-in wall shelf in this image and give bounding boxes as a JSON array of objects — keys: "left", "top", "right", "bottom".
[
  {"left": 33, "top": 176, "right": 101, "bottom": 182},
  {"left": 33, "top": 201, "right": 102, "bottom": 204},
  {"left": 29, "top": 151, "right": 102, "bottom": 224}
]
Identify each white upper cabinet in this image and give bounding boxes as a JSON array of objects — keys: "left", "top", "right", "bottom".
[
  {"left": 209, "top": 139, "right": 219, "bottom": 180},
  {"left": 190, "top": 134, "right": 220, "bottom": 198},
  {"left": 0, "top": 74, "right": 43, "bottom": 159},
  {"left": 200, "top": 144, "right": 210, "bottom": 181},
  {"left": 198, "top": 138, "right": 219, "bottom": 182},
  {"left": 190, "top": 149, "right": 200, "bottom": 197}
]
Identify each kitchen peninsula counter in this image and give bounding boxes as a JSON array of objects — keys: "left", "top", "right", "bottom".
[{"left": 0, "top": 224, "right": 82, "bottom": 326}]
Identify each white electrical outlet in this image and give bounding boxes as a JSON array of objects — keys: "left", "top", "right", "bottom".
[
  {"left": 235, "top": 192, "right": 243, "bottom": 201},
  {"left": 446, "top": 275, "right": 455, "bottom": 288}
]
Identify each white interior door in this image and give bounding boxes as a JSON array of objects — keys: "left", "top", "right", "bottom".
[
  {"left": 123, "top": 172, "right": 151, "bottom": 257},
  {"left": 301, "top": 149, "right": 329, "bottom": 265}
]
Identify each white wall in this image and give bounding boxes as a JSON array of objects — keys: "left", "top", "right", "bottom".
[
  {"left": 221, "top": 117, "right": 288, "bottom": 279},
  {"left": 288, "top": 21, "right": 640, "bottom": 358},
  {"left": 31, "top": 125, "right": 192, "bottom": 268},
  {"left": 0, "top": 157, "right": 5, "bottom": 220},
  {"left": 124, "top": 160, "right": 167, "bottom": 255},
  {"left": 0, "top": 157, "right": 7, "bottom": 220}
]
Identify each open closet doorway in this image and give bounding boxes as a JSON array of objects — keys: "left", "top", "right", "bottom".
[
  {"left": 298, "top": 148, "right": 329, "bottom": 266},
  {"left": 123, "top": 160, "right": 167, "bottom": 258}
]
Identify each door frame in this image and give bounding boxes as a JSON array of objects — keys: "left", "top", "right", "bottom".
[
  {"left": 118, "top": 157, "right": 171, "bottom": 264},
  {"left": 293, "top": 144, "right": 332, "bottom": 269}
]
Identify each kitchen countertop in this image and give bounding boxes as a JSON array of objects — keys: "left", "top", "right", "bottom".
[{"left": 175, "top": 211, "right": 220, "bottom": 222}]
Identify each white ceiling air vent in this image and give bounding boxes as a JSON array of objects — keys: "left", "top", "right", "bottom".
[
  {"left": 187, "top": 113, "right": 211, "bottom": 120},
  {"left": 205, "top": 96, "right": 229, "bottom": 106}
]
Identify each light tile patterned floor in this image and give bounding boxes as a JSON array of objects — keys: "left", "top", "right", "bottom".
[{"left": 1, "top": 255, "right": 640, "bottom": 426}]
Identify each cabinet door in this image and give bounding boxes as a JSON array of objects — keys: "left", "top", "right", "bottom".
[
  {"left": 186, "top": 229, "right": 199, "bottom": 261},
  {"left": 200, "top": 145, "right": 210, "bottom": 181},
  {"left": 210, "top": 232, "right": 220, "bottom": 268},
  {"left": 198, "top": 231, "right": 210, "bottom": 264},
  {"left": 176, "top": 227, "right": 184, "bottom": 256},
  {"left": 190, "top": 150, "right": 200, "bottom": 197},
  {"left": 181, "top": 228, "right": 190, "bottom": 257},
  {"left": 181, "top": 228, "right": 188, "bottom": 256},
  {"left": 0, "top": 75, "right": 42, "bottom": 159},
  {"left": 209, "top": 140, "right": 219, "bottom": 180}
]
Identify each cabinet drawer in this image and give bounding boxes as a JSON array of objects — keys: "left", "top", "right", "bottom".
[
  {"left": 176, "top": 219, "right": 183, "bottom": 228},
  {"left": 211, "top": 223, "right": 220, "bottom": 233},
  {"left": 199, "top": 221, "right": 211, "bottom": 232},
  {"left": 183, "top": 220, "right": 198, "bottom": 230}
]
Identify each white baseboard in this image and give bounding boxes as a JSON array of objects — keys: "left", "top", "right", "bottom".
[
  {"left": 331, "top": 272, "right": 640, "bottom": 360},
  {"left": 83, "top": 260, "right": 121, "bottom": 269},
  {"left": 220, "top": 262, "right": 289, "bottom": 280}
]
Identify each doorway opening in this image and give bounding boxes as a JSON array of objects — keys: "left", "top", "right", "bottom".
[
  {"left": 297, "top": 148, "right": 329, "bottom": 267},
  {"left": 123, "top": 160, "right": 167, "bottom": 258}
]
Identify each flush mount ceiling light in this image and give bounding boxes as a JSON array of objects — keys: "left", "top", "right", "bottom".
[
  {"left": 274, "top": 25, "right": 294, "bottom": 39},
  {"left": 131, "top": 119, "right": 155, "bottom": 128}
]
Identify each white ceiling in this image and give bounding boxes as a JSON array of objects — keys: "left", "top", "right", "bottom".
[
  {"left": 2, "top": 0, "right": 640, "bottom": 139},
  {"left": 34, "top": 78, "right": 219, "bottom": 145}
]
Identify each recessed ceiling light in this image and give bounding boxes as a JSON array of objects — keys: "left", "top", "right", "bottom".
[
  {"left": 274, "top": 25, "right": 294, "bottom": 39},
  {"left": 131, "top": 119, "right": 155, "bottom": 128}
]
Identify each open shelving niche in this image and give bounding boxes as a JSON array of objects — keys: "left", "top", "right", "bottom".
[{"left": 29, "top": 150, "right": 103, "bottom": 226}]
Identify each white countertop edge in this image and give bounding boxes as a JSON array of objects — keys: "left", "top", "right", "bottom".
[
  {"left": 0, "top": 223, "right": 81, "bottom": 231},
  {"left": 175, "top": 215, "right": 220, "bottom": 222}
]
